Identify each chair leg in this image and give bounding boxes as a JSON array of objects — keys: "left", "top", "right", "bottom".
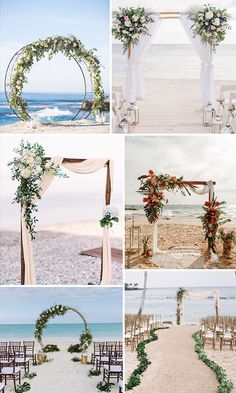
[{"left": 13, "top": 376, "right": 17, "bottom": 392}]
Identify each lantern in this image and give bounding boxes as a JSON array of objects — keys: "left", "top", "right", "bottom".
[
  {"left": 127, "top": 102, "right": 139, "bottom": 126},
  {"left": 81, "top": 354, "right": 88, "bottom": 365},
  {"left": 212, "top": 114, "right": 223, "bottom": 133},
  {"left": 221, "top": 123, "right": 234, "bottom": 134},
  {"left": 119, "top": 115, "right": 130, "bottom": 133},
  {"left": 203, "top": 103, "right": 215, "bottom": 126},
  {"left": 37, "top": 350, "right": 47, "bottom": 364}
]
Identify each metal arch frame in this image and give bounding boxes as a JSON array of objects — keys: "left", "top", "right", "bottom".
[{"left": 4, "top": 43, "right": 94, "bottom": 122}]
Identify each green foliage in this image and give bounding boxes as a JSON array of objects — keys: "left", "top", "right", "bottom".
[
  {"left": 100, "top": 214, "right": 119, "bottom": 228},
  {"left": 35, "top": 304, "right": 70, "bottom": 344},
  {"left": 43, "top": 344, "right": 60, "bottom": 353},
  {"left": 8, "top": 141, "right": 69, "bottom": 239},
  {"left": 112, "top": 7, "right": 154, "bottom": 53},
  {"left": 192, "top": 332, "right": 233, "bottom": 393},
  {"left": 9, "top": 35, "right": 106, "bottom": 119},
  {"left": 71, "top": 356, "right": 81, "bottom": 362},
  {"left": 16, "top": 382, "right": 31, "bottom": 393},
  {"left": 97, "top": 381, "right": 115, "bottom": 392},
  {"left": 125, "top": 328, "right": 167, "bottom": 391},
  {"left": 88, "top": 368, "right": 101, "bottom": 377},
  {"left": 24, "top": 372, "right": 37, "bottom": 380},
  {"left": 67, "top": 330, "right": 93, "bottom": 354}
]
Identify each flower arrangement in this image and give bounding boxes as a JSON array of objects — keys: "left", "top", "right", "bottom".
[
  {"left": 187, "top": 4, "right": 231, "bottom": 51},
  {"left": 96, "top": 381, "right": 115, "bottom": 392},
  {"left": 16, "top": 383, "right": 31, "bottom": 393},
  {"left": 100, "top": 205, "right": 119, "bottom": 228},
  {"left": 200, "top": 196, "right": 231, "bottom": 253},
  {"left": 8, "top": 141, "right": 68, "bottom": 240},
  {"left": 218, "top": 228, "right": 236, "bottom": 244},
  {"left": 137, "top": 170, "right": 191, "bottom": 223},
  {"left": 68, "top": 330, "right": 93, "bottom": 354},
  {"left": 112, "top": 7, "right": 154, "bottom": 54},
  {"left": 9, "top": 35, "right": 106, "bottom": 120}
]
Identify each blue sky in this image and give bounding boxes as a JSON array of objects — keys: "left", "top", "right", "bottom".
[
  {"left": 0, "top": 0, "right": 110, "bottom": 92},
  {"left": 0, "top": 287, "right": 122, "bottom": 324}
]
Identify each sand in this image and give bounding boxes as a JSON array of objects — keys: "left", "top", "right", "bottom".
[
  {"left": 125, "top": 326, "right": 218, "bottom": 393},
  {"left": 0, "top": 221, "right": 123, "bottom": 285},
  {"left": 0, "top": 120, "right": 110, "bottom": 134},
  {"left": 206, "top": 347, "right": 236, "bottom": 393},
  {"left": 125, "top": 216, "right": 236, "bottom": 269},
  {"left": 112, "top": 78, "right": 231, "bottom": 134},
  {"left": 4, "top": 341, "right": 121, "bottom": 393}
]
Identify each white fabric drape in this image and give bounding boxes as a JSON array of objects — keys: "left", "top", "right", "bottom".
[
  {"left": 180, "top": 14, "right": 214, "bottom": 106},
  {"left": 189, "top": 180, "right": 214, "bottom": 201},
  {"left": 22, "top": 158, "right": 113, "bottom": 285},
  {"left": 124, "top": 13, "right": 162, "bottom": 103},
  {"left": 185, "top": 289, "right": 219, "bottom": 300}
]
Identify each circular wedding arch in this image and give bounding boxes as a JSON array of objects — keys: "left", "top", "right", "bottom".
[
  {"left": 4, "top": 35, "right": 105, "bottom": 121},
  {"left": 34, "top": 304, "right": 89, "bottom": 349}
]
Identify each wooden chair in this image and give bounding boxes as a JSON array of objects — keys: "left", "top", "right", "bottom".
[
  {"left": 0, "top": 354, "right": 21, "bottom": 392},
  {"left": 0, "top": 382, "right": 5, "bottom": 392},
  {"left": 96, "top": 345, "right": 113, "bottom": 372},
  {"left": 8, "top": 342, "right": 21, "bottom": 357},
  {"left": 91, "top": 342, "right": 105, "bottom": 365},
  {"left": 23, "top": 341, "right": 36, "bottom": 365},
  {"left": 103, "top": 355, "right": 123, "bottom": 383},
  {"left": 202, "top": 330, "right": 215, "bottom": 349},
  {"left": 119, "top": 378, "right": 123, "bottom": 393},
  {"left": 220, "top": 331, "right": 234, "bottom": 351},
  {"left": 13, "top": 346, "right": 30, "bottom": 373}
]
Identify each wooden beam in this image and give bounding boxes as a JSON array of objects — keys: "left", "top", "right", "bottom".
[
  {"left": 101, "top": 160, "right": 112, "bottom": 283},
  {"left": 45, "top": 157, "right": 109, "bottom": 165},
  {"left": 184, "top": 181, "right": 216, "bottom": 186},
  {"left": 20, "top": 207, "right": 25, "bottom": 285},
  {"left": 160, "top": 16, "right": 180, "bottom": 19}
]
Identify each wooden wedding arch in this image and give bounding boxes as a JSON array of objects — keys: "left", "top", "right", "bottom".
[{"left": 20, "top": 158, "right": 111, "bottom": 285}]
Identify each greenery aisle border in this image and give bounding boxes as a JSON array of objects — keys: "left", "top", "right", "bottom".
[
  {"left": 192, "top": 332, "right": 233, "bottom": 393},
  {"left": 125, "top": 328, "right": 167, "bottom": 391}
]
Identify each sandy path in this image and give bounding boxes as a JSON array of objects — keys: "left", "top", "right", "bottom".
[
  {"left": 126, "top": 326, "right": 218, "bottom": 393},
  {"left": 113, "top": 78, "right": 230, "bottom": 134}
]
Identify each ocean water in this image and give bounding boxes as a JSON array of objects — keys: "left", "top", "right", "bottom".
[
  {"left": 125, "top": 204, "right": 236, "bottom": 221},
  {"left": 0, "top": 92, "right": 105, "bottom": 126},
  {"left": 0, "top": 323, "right": 122, "bottom": 341},
  {"left": 125, "top": 287, "right": 236, "bottom": 325},
  {"left": 113, "top": 44, "right": 236, "bottom": 80}
]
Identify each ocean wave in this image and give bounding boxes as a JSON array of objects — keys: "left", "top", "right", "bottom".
[{"left": 29, "top": 107, "right": 73, "bottom": 118}]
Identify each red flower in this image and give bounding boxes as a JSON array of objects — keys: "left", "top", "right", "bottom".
[
  {"left": 204, "top": 202, "right": 210, "bottom": 206},
  {"left": 143, "top": 198, "right": 148, "bottom": 202},
  {"left": 149, "top": 170, "right": 154, "bottom": 175},
  {"left": 215, "top": 201, "right": 220, "bottom": 206}
]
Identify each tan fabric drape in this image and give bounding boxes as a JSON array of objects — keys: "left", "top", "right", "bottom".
[{"left": 21, "top": 157, "right": 113, "bottom": 285}]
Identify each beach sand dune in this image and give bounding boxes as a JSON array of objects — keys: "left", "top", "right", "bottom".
[
  {"left": 125, "top": 326, "right": 218, "bottom": 393},
  {"left": 0, "top": 230, "right": 122, "bottom": 285}
]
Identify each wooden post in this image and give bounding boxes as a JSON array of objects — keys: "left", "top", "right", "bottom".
[
  {"left": 100, "top": 160, "right": 111, "bottom": 283},
  {"left": 20, "top": 206, "right": 25, "bottom": 285}
]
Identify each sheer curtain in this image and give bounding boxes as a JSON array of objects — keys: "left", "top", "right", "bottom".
[
  {"left": 22, "top": 158, "right": 112, "bottom": 285},
  {"left": 124, "top": 13, "right": 162, "bottom": 103},
  {"left": 180, "top": 13, "right": 214, "bottom": 106}
]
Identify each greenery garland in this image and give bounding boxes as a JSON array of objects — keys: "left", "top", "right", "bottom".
[
  {"left": 8, "top": 141, "right": 68, "bottom": 240},
  {"left": 137, "top": 171, "right": 191, "bottom": 223},
  {"left": 34, "top": 304, "right": 93, "bottom": 353},
  {"left": 192, "top": 332, "right": 233, "bottom": 393},
  {"left": 8, "top": 35, "right": 106, "bottom": 120},
  {"left": 125, "top": 328, "right": 167, "bottom": 391},
  {"left": 187, "top": 4, "right": 231, "bottom": 52},
  {"left": 112, "top": 7, "right": 154, "bottom": 53}
]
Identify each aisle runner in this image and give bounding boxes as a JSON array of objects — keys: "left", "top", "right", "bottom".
[{"left": 151, "top": 246, "right": 204, "bottom": 269}]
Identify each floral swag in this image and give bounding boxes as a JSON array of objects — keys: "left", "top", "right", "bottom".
[
  {"left": 35, "top": 304, "right": 93, "bottom": 353},
  {"left": 138, "top": 170, "right": 229, "bottom": 253},
  {"left": 8, "top": 142, "right": 119, "bottom": 241},
  {"left": 9, "top": 35, "right": 106, "bottom": 120}
]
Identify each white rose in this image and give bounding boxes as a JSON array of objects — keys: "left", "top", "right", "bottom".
[
  {"left": 34, "top": 165, "right": 42, "bottom": 174},
  {"left": 24, "top": 154, "right": 35, "bottom": 164},
  {"left": 20, "top": 168, "right": 32, "bottom": 179},
  {"left": 205, "top": 11, "right": 214, "bottom": 20},
  {"left": 45, "top": 162, "right": 52, "bottom": 170},
  {"left": 213, "top": 18, "right": 220, "bottom": 26},
  {"left": 132, "top": 15, "right": 139, "bottom": 22},
  {"left": 124, "top": 20, "right": 131, "bottom": 27},
  {"left": 103, "top": 205, "right": 119, "bottom": 218}
]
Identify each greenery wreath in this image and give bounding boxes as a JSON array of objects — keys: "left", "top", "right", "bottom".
[
  {"left": 34, "top": 304, "right": 93, "bottom": 353},
  {"left": 8, "top": 35, "right": 106, "bottom": 120}
]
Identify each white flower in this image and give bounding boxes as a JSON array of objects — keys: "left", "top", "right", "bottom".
[
  {"left": 34, "top": 165, "right": 42, "bottom": 174},
  {"left": 132, "top": 14, "right": 139, "bottom": 22},
  {"left": 124, "top": 20, "right": 131, "bottom": 27},
  {"left": 213, "top": 18, "right": 220, "bottom": 26},
  {"left": 205, "top": 11, "right": 214, "bottom": 20},
  {"left": 20, "top": 168, "right": 32, "bottom": 179},
  {"left": 211, "top": 25, "right": 216, "bottom": 31},
  {"left": 45, "top": 162, "right": 52, "bottom": 170},
  {"left": 23, "top": 154, "right": 35, "bottom": 164},
  {"left": 103, "top": 205, "right": 119, "bottom": 218}
]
